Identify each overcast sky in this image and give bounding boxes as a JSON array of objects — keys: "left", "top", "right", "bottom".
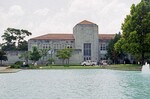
[{"left": 0, "top": 0, "right": 141, "bottom": 42}]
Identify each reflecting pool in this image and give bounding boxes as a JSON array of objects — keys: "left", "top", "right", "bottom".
[{"left": 0, "top": 69, "right": 150, "bottom": 99}]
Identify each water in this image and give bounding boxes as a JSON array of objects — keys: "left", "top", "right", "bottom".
[
  {"left": 0, "top": 69, "right": 150, "bottom": 99},
  {"left": 142, "top": 62, "right": 150, "bottom": 74}
]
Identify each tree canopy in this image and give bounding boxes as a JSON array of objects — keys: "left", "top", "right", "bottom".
[
  {"left": 19, "top": 51, "right": 30, "bottom": 64},
  {"left": 29, "top": 46, "right": 41, "bottom": 64},
  {"left": 56, "top": 48, "right": 73, "bottom": 64},
  {"left": 107, "top": 32, "right": 124, "bottom": 63},
  {"left": 39, "top": 48, "right": 50, "bottom": 64},
  {"left": 1, "top": 28, "right": 32, "bottom": 51},
  {"left": 115, "top": 0, "right": 150, "bottom": 64}
]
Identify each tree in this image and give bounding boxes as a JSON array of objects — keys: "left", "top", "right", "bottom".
[
  {"left": 1, "top": 43, "right": 16, "bottom": 51},
  {"left": 0, "top": 50, "right": 8, "bottom": 65},
  {"left": 17, "top": 41, "right": 28, "bottom": 51},
  {"left": 66, "top": 48, "right": 73, "bottom": 64},
  {"left": 29, "top": 46, "right": 41, "bottom": 65},
  {"left": 115, "top": 0, "right": 150, "bottom": 64},
  {"left": 56, "top": 48, "right": 73, "bottom": 65},
  {"left": 39, "top": 48, "right": 50, "bottom": 64},
  {"left": 48, "top": 58, "right": 55, "bottom": 64},
  {"left": 19, "top": 51, "right": 30, "bottom": 64},
  {"left": 107, "top": 33, "right": 124, "bottom": 64},
  {"left": 1, "top": 28, "right": 32, "bottom": 51}
]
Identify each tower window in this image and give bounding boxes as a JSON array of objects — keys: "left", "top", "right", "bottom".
[{"left": 83, "top": 43, "right": 91, "bottom": 60}]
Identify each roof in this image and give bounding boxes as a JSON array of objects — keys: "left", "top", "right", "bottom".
[
  {"left": 99, "top": 34, "right": 115, "bottom": 40},
  {"left": 30, "top": 34, "right": 74, "bottom": 40},
  {"left": 78, "top": 20, "right": 96, "bottom": 25},
  {"left": 30, "top": 34, "right": 115, "bottom": 40}
]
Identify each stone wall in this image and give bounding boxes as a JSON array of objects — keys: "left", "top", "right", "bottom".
[{"left": 73, "top": 23, "right": 99, "bottom": 61}]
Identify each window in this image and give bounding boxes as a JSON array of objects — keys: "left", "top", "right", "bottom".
[
  {"left": 45, "top": 40, "right": 49, "bottom": 43},
  {"left": 45, "top": 45, "right": 48, "bottom": 49},
  {"left": 43, "top": 44, "right": 45, "bottom": 49},
  {"left": 54, "top": 44, "right": 56, "bottom": 49},
  {"left": 66, "top": 44, "right": 72, "bottom": 48},
  {"left": 83, "top": 43, "right": 91, "bottom": 60},
  {"left": 100, "top": 43, "right": 106, "bottom": 51},
  {"left": 62, "top": 45, "right": 65, "bottom": 49},
  {"left": 56, "top": 44, "right": 58, "bottom": 49},
  {"left": 71, "top": 41, "right": 74, "bottom": 43},
  {"left": 49, "top": 44, "right": 51, "bottom": 49}
]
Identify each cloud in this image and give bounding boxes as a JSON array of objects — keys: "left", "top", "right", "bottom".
[
  {"left": 8, "top": 5, "right": 25, "bottom": 16},
  {"left": 0, "top": 5, "right": 25, "bottom": 43},
  {"left": 31, "top": 0, "right": 141, "bottom": 37},
  {"left": 0, "top": 0, "right": 141, "bottom": 43},
  {"left": 34, "top": 8, "right": 49, "bottom": 16}
]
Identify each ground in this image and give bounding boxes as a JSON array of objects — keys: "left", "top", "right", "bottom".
[
  {"left": 40, "top": 64, "right": 142, "bottom": 71},
  {"left": 0, "top": 66, "right": 21, "bottom": 73},
  {"left": 0, "top": 64, "right": 142, "bottom": 73}
]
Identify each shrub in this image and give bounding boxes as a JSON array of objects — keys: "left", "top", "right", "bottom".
[
  {"left": 10, "top": 61, "right": 23, "bottom": 68},
  {"left": 64, "top": 65, "right": 69, "bottom": 67},
  {"left": 15, "top": 61, "right": 23, "bottom": 65},
  {"left": 28, "top": 65, "right": 39, "bottom": 69},
  {"left": 10, "top": 64, "right": 21, "bottom": 68}
]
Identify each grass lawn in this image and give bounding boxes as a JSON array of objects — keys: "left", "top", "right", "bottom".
[
  {"left": 39, "top": 64, "right": 142, "bottom": 71},
  {"left": 104, "top": 64, "right": 142, "bottom": 71},
  {"left": 40, "top": 65, "right": 102, "bottom": 69}
]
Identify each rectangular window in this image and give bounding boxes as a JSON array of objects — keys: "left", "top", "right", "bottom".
[
  {"left": 43, "top": 44, "right": 45, "bottom": 49},
  {"left": 71, "top": 41, "right": 74, "bottom": 43},
  {"left": 49, "top": 44, "right": 51, "bottom": 49},
  {"left": 83, "top": 43, "right": 91, "bottom": 60},
  {"left": 100, "top": 43, "right": 106, "bottom": 51}
]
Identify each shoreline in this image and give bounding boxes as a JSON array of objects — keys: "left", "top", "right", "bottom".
[{"left": 0, "top": 64, "right": 142, "bottom": 73}]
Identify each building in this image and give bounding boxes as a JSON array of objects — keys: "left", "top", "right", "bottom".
[{"left": 28, "top": 20, "right": 115, "bottom": 64}]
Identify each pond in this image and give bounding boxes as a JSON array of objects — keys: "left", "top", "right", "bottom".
[{"left": 0, "top": 69, "right": 150, "bottom": 99}]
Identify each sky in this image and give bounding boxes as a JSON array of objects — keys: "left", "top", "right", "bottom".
[{"left": 0, "top": 0, "right": 141, "bottom": 43}]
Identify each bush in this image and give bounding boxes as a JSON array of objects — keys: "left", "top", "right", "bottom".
[
  {"left": 10, "top": 61, "right": 23, "bottom": 68},
  {"left": 10, "top": 64, "right": 21, "bottom": 68},
  {"left": 15, "top": 61, "right": 23, "bottom": 65},
  {"left": 48, "top": 58, "right": 55, "bottom": 64},
  {"left": 64, "top": 65, "right": 69, "bottom": 67},
  {"left": 28, "top": 65, "right": 39, "bottom": 69}
]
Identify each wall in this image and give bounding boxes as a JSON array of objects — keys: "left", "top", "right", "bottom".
[
  {"left": 3, "top": 51, "right": 25, "bottom": 65},
  {"left": 73, "top": 24, "right": 99, "bottom": 61}
]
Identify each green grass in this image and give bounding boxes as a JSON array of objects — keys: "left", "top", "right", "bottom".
[
  {"left": 40, "top": 65, "right": 102, "bottom": 69},
  {"left": 38, "top": 64, "right": 142, "bottom": 71},
  {"left": 104, "top": 64, "right": 142, "bottom": 71}
]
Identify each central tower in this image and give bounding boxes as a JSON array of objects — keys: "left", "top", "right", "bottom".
[{"left": 73, "top": 20, "right": 99, "bottom": 61}]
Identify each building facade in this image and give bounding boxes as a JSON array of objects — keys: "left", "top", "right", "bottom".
[{"left": 28, "top": 20, "right": 115, "bottom": 64}]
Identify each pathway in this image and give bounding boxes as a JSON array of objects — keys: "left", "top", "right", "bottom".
[{"left": 0, "top": 66, "right": 21, "bottom": 73}]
